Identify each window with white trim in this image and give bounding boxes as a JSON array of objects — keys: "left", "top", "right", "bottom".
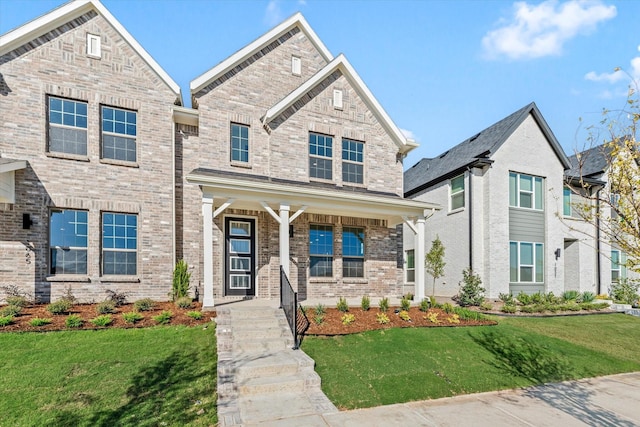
[
  {"left": 309, "top": 133, "right": 333, "bottom": 180},
  {"left": 48, "top": 96, "right": 88, "bottom": 156},
  {"left": 611, "top": 249, "right": 627, "bottom": 283},
  {"left": 406, "top": 250, "right": 415, "bottom": 283},
  {"left": 333, "top": 89, "right": 343, "bottom": 109},
  {"left": 87, "top": 33, "right": 101, "bottom": 58},
  {"left": 50, "top": 209, "right": 88, "bottom": 275},
  {"left": 310, "top": 224, "right": 333, "bottom": 277},
  {"left": 231, "top": 123, "right": 249, "bottom": 163},
  {"left": 102, "top": 212, "right": 137, "bottom": 275},
  {"left": 102, "top": 106, "right": 137, "bottom": 162},
  {"left": 450, "top": 174, "right": 465, "bottom": 211},
  {"left": 343, "top": 227, "right": 364, "bottom": 278},
  {"left": 509, "top": 172, "right": 544, "bottom": 210},
  {"left": 342, "top": 138, "right": 363, "bottom": 184},
  {"left": 510, "top": 241, "right": 544, "bottom": 283}
]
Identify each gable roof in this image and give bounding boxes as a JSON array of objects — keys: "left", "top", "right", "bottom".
[
  {"left": 566, "top": 144, "right": 611, "bottom": 180},
  {"left": 190, "top": 12, "right": 333, "bottom": 95},
  {"left": 0, "top": 0, "right": 181, "bottom": 99},
  {"left": 262, "top": 53, "right": 417, "bottom": 155},
  {"left": 404, "top": 102, "right": 571, "bottom": 196}
]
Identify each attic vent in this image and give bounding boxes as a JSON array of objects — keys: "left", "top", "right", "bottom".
[
  {"left": 469, "top": 132, "right": 481, "bottom": 142},
  {"left": 87, "top": 33, "right": 101, "bottom": 58},
  {"left": 333, "top": 89, "right": 343, "bottom": 110},
  {"left": 291, "top": 56, "right": 301, "bottom": 75}
]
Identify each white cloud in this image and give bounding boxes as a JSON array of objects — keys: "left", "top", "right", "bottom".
[
  {"left": 585, "top": 45, "right": 640, "bottom": 84},
  {"left": 482, "top": 0, "right": 617, "bottom": 60},
  {"left": 264, "top": 0, "right": 283, "bottom": 27},
  {"left": 400, "top": 128, "right": 417, "bottom": 141}
]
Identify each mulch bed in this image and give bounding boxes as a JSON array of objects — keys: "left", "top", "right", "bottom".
[
  {"left": 303, "top": 306, "right": 497, "bottom": 336},
  {"left": 0, "top": 301, "right": 214, "bottom": 333}
]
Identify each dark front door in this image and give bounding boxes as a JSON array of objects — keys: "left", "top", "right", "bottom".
[{"left": 224, "top": 217, "right": 255, "bottom": 296}]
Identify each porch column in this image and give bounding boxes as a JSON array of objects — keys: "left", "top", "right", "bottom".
[
  {"left": 202, "top": 192, "right": 214, "bottom": 309},
  {"left": 279, "top": 203, "right": 290, "bottom": 277},
  {"left": 415, "top": 216, "right": 426, "bottom": 301}
]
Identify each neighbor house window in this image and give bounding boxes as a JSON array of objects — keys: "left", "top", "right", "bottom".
[
  {"left": 406, "top": 250, "right": 415, "bottom": 283},
  {"left": 510, "top": 241, "right": 544, "bottom": 283},
  {"left": 343, "top": 227, "right": 364, "bottom": 278},
  {"left": 310, "top": 224, "right": 333, "bottom": 277},
  {"left": 611, "top": 249, "right": 627, "bottom": 283},
  {"left": 50, "top": 209, "right": 88, "bottom": 275},
  {"left": 509, "top": 172, "right": 544, "bottom": 210},
  {"left": 450, "top": 174, "right": 465, "bottom": 210},
  {"left": 309, "top": 133, "right": 333, "bottom": 180},
  {"left": 102, "top": 213, "right": 137, "bottom": 275},
  {"left": 231, "top": 123, "right": 249, "bottom": 163},
  {"left": 102, "top": 106, "right": 137, "bottom": 162},
  {"left": 342, "top": 138, "right": 363, "bottom": 184},
  {"left": 48, "top": 96, "right": 88, "bottom": 156},
  {"left": 563, "top": 186, "right": 572, "bottom": 216}
]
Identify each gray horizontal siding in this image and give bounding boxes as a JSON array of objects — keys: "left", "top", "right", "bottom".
[
  {"left": 509, "top": 283, "right": 545, "bottom": 295},
  {"left": 509, "top": 208, "right": 544, "bottom": 242}
]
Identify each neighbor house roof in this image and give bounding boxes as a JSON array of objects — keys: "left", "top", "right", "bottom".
[
  {"left": 404, "top": 102, "right": 571, "bottom": 197},
  {"left": 0, "top": 0, "right": 181, "bottom": 99},
  {"left": 262, "top": 54, "right": 417, "bottom": 155},
  {"left": 566, "top": 144, "right": 611, "bottom": 179},
  {"left": 190, "top": 12, "right": 333, "bottom": 95}
]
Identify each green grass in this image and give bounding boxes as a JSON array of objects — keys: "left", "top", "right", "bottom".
[
  {"left": 0, "top": 325, "right": 217, "bottom": 426},
  {"left": 301, "top": 314, "right": 640, "bottom": 409}
]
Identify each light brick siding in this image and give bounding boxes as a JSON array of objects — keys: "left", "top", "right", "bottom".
[{"left": 0, "top": 12, "right": 176, "bottom": 303}]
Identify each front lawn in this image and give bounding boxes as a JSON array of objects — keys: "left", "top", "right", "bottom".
[
  {"left": 0, "top": 325, "right": 217, "bottom": 426},
  {"left": 301, "top": 314, "right": 640, "bottom": 409}
]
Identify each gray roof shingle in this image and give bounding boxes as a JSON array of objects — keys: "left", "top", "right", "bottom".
[{"left": 566, "top": 144, "right": 611, "bottom": 179}]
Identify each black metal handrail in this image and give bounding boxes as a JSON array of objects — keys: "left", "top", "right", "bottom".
[{"left": 280, "top": 266, "right": 302, "bottom": 349}]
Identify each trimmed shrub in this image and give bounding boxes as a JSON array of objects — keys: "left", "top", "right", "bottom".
[
  {"left": 122, "top": 312, "right": 144, "bottom": 324},
  {"left": 376, "top": 312, "right": 390, "bottom": 324},
  {"left": 336, "top": 297, "right": 349, "bottom": 313},
  {"left": 186, "top": 311, "right": 203, "bottom": 320},
  {"left": 501, "top": 304, "right": 517, "bottom": 314},
  {"left": 398, "top": 310, "right": 411, "bottom": 321},
  {"left": 454, "top": 306, "right": 486, "bottom": 321},
  {"left": 361, "top": 295, "right": 370, "bottom": 311},
  {"left": 400, "top": 297, "right": 411, "bottom": 311},
  {"left": 0, "top": 305, "right": 22, "bottom": 317},
  {"left": 172, "top": 259, "right": 191, "bottom": 301},
  {"left": 153, "top": 310, "right": 173, "bottom": 324},
  {"left": 446, "top": 313, "right": 460, "bottom": 324},
  {"left": 47, "top": 299, "right": 72, "bottom": 315},
  {"left": 499, "top": 293, "right": 514, "bottom": 304},
  {"left": 96, "top": 301, "right": 116, "bottom": 314},
  {"left": 6, "top": 295, "right": 28, "bottom": 308},
  {"left": 454, "top": 268, "right": 485, "bottom": 307},
  {"left": 480, "top": 301, "right": 493, "bottom": 311},
  {"left": 424, "top": 311, "right": 440, "bottom": 323},
  {"left": 90, "top": 315, "right": 113, "bottom": 327},
  {"left": 105, "top": 289, "right": 128, "bottom": 307},
  {"left": 133, "top": 298, "right": 155, "bottom": 312},
  {"left": 0, "top": 315, "right": 14, "bottom": 326},
  {"left": 175, "top": 297, "right": 193, "bottom": 309},
  {"left": 419, "top": 298, "right": 430, "bottom": 312},
  {"left": 378, "top": 297, "right": 389, "bottom": 312},
  {"left": 314, "top": 304, "right": 326, "bottom": 316},
  {"left": 314, "top": 314, "right": 325, "bottom": 325},
  {"left": 403, "top": 292, "right": 414, "bottom": 301},
  {"left": 341, "top": 313, "right": 355, "bottom": 325},
  {"left": 562, "top": 290, "right": 580, "bottom": 302},
  {"left": 610, "top": 279, "right": 639, "bottom": 305},
  {"left": 65, "top": 314, "right": 83, "bottom": 328},
  {"left": 29, "top": 318, "right": 52, "bottom": 327},
  {"left": 442, "top": 302, "right": 454, "bottom": 314},
  {"left": 581, "top": 291, "right": 596, "bottom": 303},
  {"left": 517, "top": 292, "right": 532, "bottom": 306}
]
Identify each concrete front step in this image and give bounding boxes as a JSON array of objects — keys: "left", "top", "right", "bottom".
[
  {"left": 235, "top": 352, "right": 302, "bottom": 379},
  {"left": 229, "top": 307, "right": 282, "bottom": 320},
  {"left": 239, "top": 375, "right": 306, "bottom": 395},
  {"left": 237, "top": 391, "right": 325, "bottom": 424},
  {"left": 232, "top": 327, "right": 287, "bottom": 341},
  {"left": 234, "top": 337, "right": 294, "bottom": 355}
]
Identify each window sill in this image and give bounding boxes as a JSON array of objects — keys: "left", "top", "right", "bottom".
[
  {"left": 309, "top": 277, "right": 337, "bottom": 284},
  {"left": 46, "top": 152, "right": 89, "bottom": 162},
  {"left": 448, "top": 207, "right": 465, "bottom": 215},
  {"left": 230, "top": 162, "right": 252, "bottom": 169},
  {"left": 509, "top": 206, "right": 544, "bottom": 213},
  {"left": 100, "top": 158, "right": 139, "bottom": 168},
  {"left": 100, "top": 276, "right": 140, "bottom": 283},
  {"left": 343, "top": 278, "right": 368, "bottom": 284},
  {"left": 46, "top": 275, "right": 91, "bottom": 282}
]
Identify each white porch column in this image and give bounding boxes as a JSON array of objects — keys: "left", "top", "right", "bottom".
[
  {"left": 202, "top": 192, "right": 214, "bottom": 309},
  {"left": 415, "top": 216, "right": 426, "bottom": 301},
  {"left": 279, "top": 203, "right": 290, "bottom": 277}
]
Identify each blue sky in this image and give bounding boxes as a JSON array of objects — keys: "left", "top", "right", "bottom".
[{"left": 1, "top": 0, "right": 639, "bottom": 168}]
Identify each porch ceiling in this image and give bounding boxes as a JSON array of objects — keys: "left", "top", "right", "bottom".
[{"left": 0, "top": 158, "right": 27, "bottom": 204}]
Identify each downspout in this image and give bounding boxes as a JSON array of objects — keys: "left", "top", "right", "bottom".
[
  {"left": 171, "top": 120, "right": 176, "bottom": 268},
  {"left": 467, "top": 167, "right": 473, "bottom": 270},
  {"left": 595, "top": 188, "right": 601, "bottom": 295}
]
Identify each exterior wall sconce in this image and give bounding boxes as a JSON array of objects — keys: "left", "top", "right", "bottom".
[{"left": 555, "top": 248, "right": 561, "bottom": 260}]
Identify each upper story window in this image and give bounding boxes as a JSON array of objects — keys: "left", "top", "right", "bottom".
[
  {"left": 343, "top": 227, "right": 364, "bottom": 278},
  {"left": 48, "top": 96, "right": 88, "bottom": 156},
  {"left": 102, "top": 212, "right": 137, "bottom": 275},
  {"left": 102, "top": 106, "right": 137, "bottom": 162},
  {"left": 310, "top": 224, "right": 333, "bottom": 277},
  {"left": 309, "top": 133, "right": 333, "bottom": 180},
  {"left": 450, "top": 174, "right": 465, "bottom": 211},
  {"left": 231, "top": 123, "right": 249, "bottom": 163},
  {"left": 87, "top": 33, "right": 101, "bottom": 58},
  {"left": 49, "top": 209, "right": 88, "bottom": 275},
  {"left": 342, "top": 138, "right": 363, "bottom": 184},
  {"left": 509, "top": 172, "right": 543, "bottom": 210},
  {"left": 611, "top": 249, "right": 627, "bottom": 283}
]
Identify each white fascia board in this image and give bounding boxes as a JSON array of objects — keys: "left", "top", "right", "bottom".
[
  {"left": 0, "top": 0, "right": 181, "bottom": 99},
  {"left": 172, "top": 106, "right": 199, "bottom": 126},
  {"left": 0, "top": 159, "right": 27, "bottom": 174},
  {"left": 190, "top": 12, "right": 333, "bottom": 94},
  {"left": 262, "top": 54, "right": 416, "bottom": 155}
]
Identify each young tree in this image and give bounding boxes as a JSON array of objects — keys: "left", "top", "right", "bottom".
[{"left": 425, "top": 236, "right": 446, "bottom": 297}]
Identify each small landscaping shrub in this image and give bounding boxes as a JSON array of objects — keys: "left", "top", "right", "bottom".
[
  {"left": 153, "top": 310, "right": 173, "bottom": 324},
  {"left": 315, "top": 304, "right": 326, "bottom": 316},
  {"left": 314, "top": 314, "right": 325, "bottom": 325},
  {"left": 122, "top": 312, "right": 144, "bottom": 324},
  {"left": 566, "top": 303, "right": 582, "bottom": 312},
  {"left": 1, "top": 284, "right": 35, "bottom": 304},
  {"left": 90, "top": 315, "right": 113, "bottom": 327},
  {"left": 47, "top": 299, "right": 72, "bottom": 315},
  {"left": 400, "top": 297, "right": 411, "bottom": 311},
  {"left": 378, "top": 297, "right": 389, "bottom": 312},
  {"left": 596, "top": 294, "right": 609, "bottom": 300},
  {"left": 419, "top": 298, "right": 430, "bottom": 312},
  {"left": 0, "top": 315, "right": 14, "bottom": 326},
  {"left": 545, "top": 292, "right": 560, "bottom": 304},
  {"left": 361, "top": 295, "right": 370, "bottom": 311},
  {"left": 403, "top": 292, "right": 414, "bottom": 301},
  {"left": 60, "top": 285, "right": 78, "bottom": 305},
  {"left": 520, "top": 305, "right": 536, "bottom": 313},
  {"left": 501, "top": 304, "right": 517, "bottom": 313},
  {"left": 172, "top": 259, "right": 191, "bottom": 301},
  {"left": 517, "top": 292, "right": 532, "bottom": 306},
  {"left": 0, "top": 305, "right": 22, "bottom": 317},
  {"left": 105, "top": 289, "right": 129, "bottom": 307},
  {"left": 96, "top": 300, "right": 116, "bottom": 314},
  {"left": 341, "top": 313, "right": 355, "bottom": 325},
  {"left": 29, "top": 317, "right": 52, "bottom": 327},
  {"left": 610, "top": 279, "right": 640, "bottom": 305},
  {"left": 187, "top": 311, "right": 203, "bottom": 320},
  {"left": 581, "top": 291, "right": 596, "bottom": 303},
  {"left": 453, "top": 307, "right": 486, "bottom": 321},
  {"left": 133, "top": 298, "right": 155, "bottom": 312},
  {"left": 580, "top": 303, "right": 597, "bottom": 311},
  {"left": 424, "top": 311, "right": 440, "bottom": 324},
  {"left": 446, "top": 313, "right": 460, "bottom": 324},
  {"left": 65, "top": 314, "right": 83, "bottom": 328},
  {"left": 479, "top": 301, "right": 493, "bottom": 311},
  {"left": 398, "top": 310, "right": 411, "bottom": 321},
  {"left": 6, "top": 295, "right": 28, "bottom": 308},
  {"left": 175, "top": 296, "right": 193, "bottom": 309},
  {"left": 594, "top": 302, "right": 610, "bottom": 310},
  {"left": 499, "top": 292, "right": 514, "bottom": 304},
  {"left": 376, "top": 312, "right": 390, "bottom": 324},
  {"left": 442, "top": 302, "right": 454, "bottom": 314},
  {"left": 531, "top": 292, "right": 544, "bottom": 305},
  {"left": 429, "top": 295, "right": 437, "bottom": 308},
  {"left": 454, "top": 268, "right": 485, "bottom": 307},
  {"left": 336, "top": 297, "right": 349, "bottom": 313},
  {"left": 562, "top": 290, "right": 580, "bottom": 302}
]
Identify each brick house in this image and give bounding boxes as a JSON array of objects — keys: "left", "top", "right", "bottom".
[{"left": 0, "top": 0, "right": 181, "bottom": 302}]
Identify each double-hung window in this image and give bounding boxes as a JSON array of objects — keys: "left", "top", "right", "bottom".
[
  {"left": 406, "top": 250, "right": 415, "bottom": 283},
  {"left": 310, "top": 224, "right": 333, "bottom": 277},
  {"left": 309, "top": 133, "right": 333, "bottom": 180},
  {"left": 343, "top": 227, "right": 364, "bottom": 278},
  {"left": 102, "top": 213, "right": 137, "bottom": 275},
  {"left": 509, "top": 172, "right": 543, "bottom": 210},
  {"left": 450, "top": 174, "right": 465, "bottom": 210},
  {"left": 510, "top": 241, "right": 544, "bottom": 283},
  {"left": 48, "top": 97, "right": 88, "bottom": 156},
  {"left": 342, "top": 139, "right": 364, "bottom": 184},
  {"left": 102, "top": 106, "right": 137, "bottom": 162},
  {"left": 231, "top": 123, "right": 249, "bottom": 163},
  {"left": 611, "top": 250, "right": 627, "bottom": 283},
  {"left": 49, "top": 209, "right": 88, "bottom": 275}
]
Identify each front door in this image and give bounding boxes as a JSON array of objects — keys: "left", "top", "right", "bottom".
[{"left": 224, "top": 217, "right": 256, "bottom": 296}]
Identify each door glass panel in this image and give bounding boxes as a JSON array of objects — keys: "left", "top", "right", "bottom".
[
  {"left": 230, "top": 275, "right": 250, "bottom": 289},
  {"left": 231, "top": 257, "right": 250, "bottom": 271},
  {"left": 230, "top": 221, "right": 251, "bottom": 236},
  {"left": 230, "top": 239, "right": 250, "bottom": 253}
]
